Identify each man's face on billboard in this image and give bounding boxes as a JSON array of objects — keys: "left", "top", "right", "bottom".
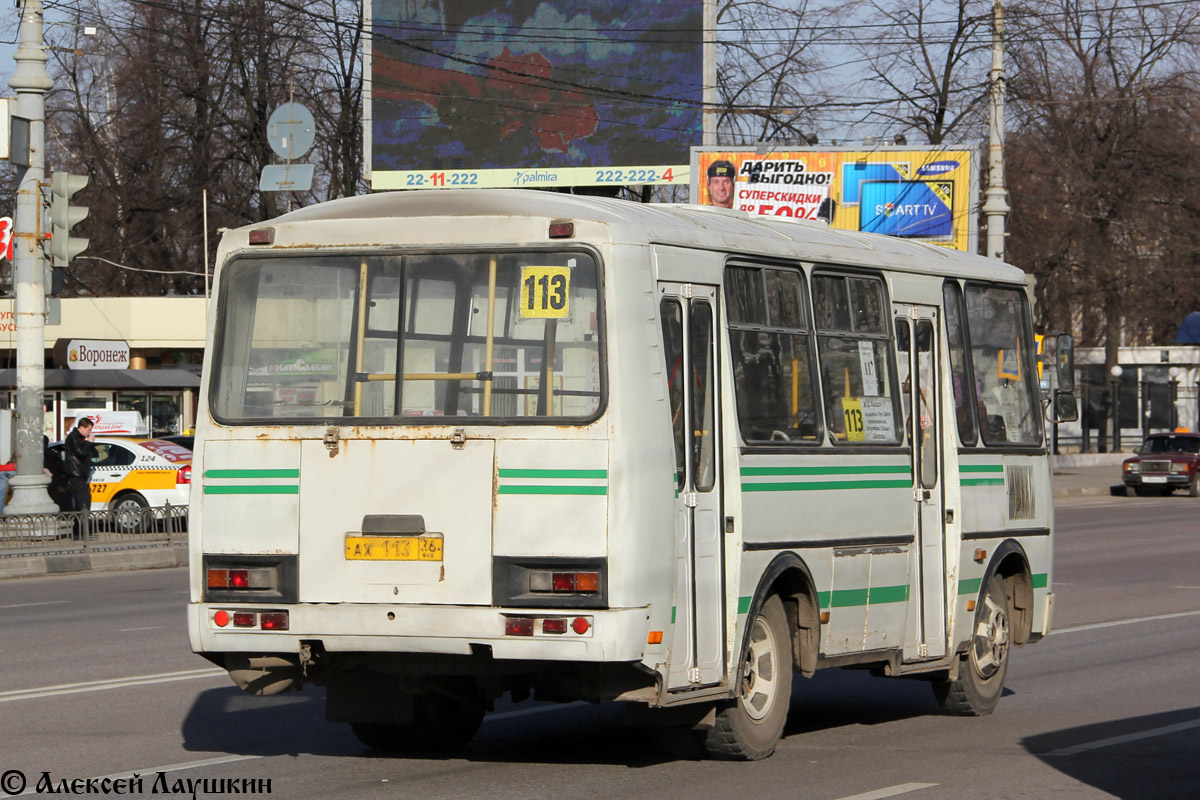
[{"left": 708, "top": 175, "right": 734, "bottom": 208}]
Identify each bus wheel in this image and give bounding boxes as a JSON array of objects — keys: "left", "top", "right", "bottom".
[
  {"left": 934, "top": 574, "right": 1011, "bottom": 715},
  {"left": 349, "top": 694, "right": 484, "bottom": 752},
  {"left": 705, "top": 594, "right": 792, "bottom": 760}
]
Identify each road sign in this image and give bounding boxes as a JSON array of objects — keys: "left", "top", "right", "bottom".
[
  {"left": 267, "top": 103, "right": 315, "bottom": 161},
  {"left": 259, "top": 163, "right": 315, "bottom": 193}
]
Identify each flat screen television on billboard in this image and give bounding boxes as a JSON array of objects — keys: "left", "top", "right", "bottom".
[{"left": 858, "top": 180, "right": 954, "bottom": 240}]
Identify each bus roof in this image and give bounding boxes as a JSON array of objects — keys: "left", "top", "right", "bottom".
[{"left": 239, "top": 189, "right": 1025, "bottom": 284}]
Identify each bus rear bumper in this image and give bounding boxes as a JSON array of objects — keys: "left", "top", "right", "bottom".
[{"left": 188, "top": 602, "right": 652, "bottom": 663}]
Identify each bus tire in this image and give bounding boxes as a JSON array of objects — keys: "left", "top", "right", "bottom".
[
  {"left": 349, "top": 693, "right": 484, "bottom": 752},
  {"left": 934, "top": 574, "right": 1011, "bottom": 715},
  {"left": 705, "top": 594, "right": 792, "bottom": 760}
]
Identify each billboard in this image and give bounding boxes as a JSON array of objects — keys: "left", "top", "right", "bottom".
[
  {"left": 691, "top": 146, "right": 978, "bottom": 252},
  {"left": 367, "top": 1, "right": 705, "bottom": 191}
]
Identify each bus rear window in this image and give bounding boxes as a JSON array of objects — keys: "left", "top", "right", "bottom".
[{"left": 211, "top": 251, "right": 602, "bottom": 423}]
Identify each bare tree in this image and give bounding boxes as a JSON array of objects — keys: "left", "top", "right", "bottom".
[
  {"left": 715, "top": 0, "right": 833, "bottom": 144},
  {"left": 1005, "top": 0, "right": 1200, "bottom": 370},
  {"left": 839, "top": 0, "right": 993, "bottom": 144}
]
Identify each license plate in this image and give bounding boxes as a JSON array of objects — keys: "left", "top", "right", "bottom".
[
  {"left": 1142, "top": 476, "right": 1168, "bottom": 484},
  {"left": 345, "top": 535, "right": 443, "bottom": 561}
]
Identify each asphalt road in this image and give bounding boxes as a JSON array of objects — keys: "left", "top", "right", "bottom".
[{"left": 1, "top": 494, "right": 1197, "bottom": 800}]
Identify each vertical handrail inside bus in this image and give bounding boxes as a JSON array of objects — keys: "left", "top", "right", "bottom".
[
  {"left": 541, "top": 320, "right": 557, "bottom": 414},
  {"left": 483, "top": 257, "right": 497, "bottom": 416},
  {"left": 353, "top": 256, "right": 370, "bottom": 417}
]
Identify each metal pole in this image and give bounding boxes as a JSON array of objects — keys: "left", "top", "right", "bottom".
[
  {"left": 1111, "top": 380, "right": 1122, "bottom": 452},
  {"left": 982, "top": 0, "right": 1010, "bottom": 261},
  {"left": 6, "top": 0, "right": 57, "bottom": 514}
]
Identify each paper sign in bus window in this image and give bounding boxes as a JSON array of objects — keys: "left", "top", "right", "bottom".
[
  {"left": 842, "top": 395, "right": 895, "bottom": 442},
  {"left": 520, "top": 266, "right": 571, "bottom": 319},
  {"left": 858, "top": 340, "right": 879, "bottom": 396}
]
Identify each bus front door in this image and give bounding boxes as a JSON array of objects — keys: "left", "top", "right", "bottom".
[
  {"left": 659, "top": 284, "right": 726, "bottom": 689},
  {"left": 896, "top": 307, "right": 948, "bottom": 660}
]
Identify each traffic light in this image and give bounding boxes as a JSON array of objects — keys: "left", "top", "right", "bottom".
[{"left": 49, "top": 171, "right": 89, "bottom": 267}]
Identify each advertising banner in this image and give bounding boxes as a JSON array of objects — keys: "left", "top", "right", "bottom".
[
  {"left": 367, "top": 1, "right": 704, "bottom": 191},
  {"left": 690, "top": 146, "right": 978, "bottom": 252}
]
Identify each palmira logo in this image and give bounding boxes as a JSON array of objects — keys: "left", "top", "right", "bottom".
[{"left": 515, "top": 170, "right": 558, "bottom": 186}]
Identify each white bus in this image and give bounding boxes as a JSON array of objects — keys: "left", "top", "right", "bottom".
[{"left": 188, "top": 190, "right": 1076, "bottom": 760}]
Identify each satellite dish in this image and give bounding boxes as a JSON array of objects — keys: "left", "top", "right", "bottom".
[{"left": 267, "top": 103, "right": 316, "bottom": 160}]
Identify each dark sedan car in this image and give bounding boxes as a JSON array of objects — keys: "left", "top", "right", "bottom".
[{"left": 1122, "top": 432, "right": 1200, "bottom": 496}]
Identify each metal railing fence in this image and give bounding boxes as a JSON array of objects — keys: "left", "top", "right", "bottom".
[{"left": 0, "top": 503, "right": 187, "bottom": 554}]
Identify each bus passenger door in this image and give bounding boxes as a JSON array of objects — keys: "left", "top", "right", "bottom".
[
  {"left": 896, "top": 307, "right": 948, "bottom": 660},
  {"left": 659, "top": 284, "right": 726, "bottom": 689}
]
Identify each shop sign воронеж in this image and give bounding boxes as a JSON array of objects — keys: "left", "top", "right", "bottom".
[{"left": 53, "top": 338, "right": 131, "bottom": 370}]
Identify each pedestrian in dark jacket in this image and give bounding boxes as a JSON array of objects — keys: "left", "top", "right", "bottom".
[
  {"left": 64, "top": 417, "right": 98, "bottom": 514},
  {"left": 44, "top": 435, "right": 73, "bottom": 513}
]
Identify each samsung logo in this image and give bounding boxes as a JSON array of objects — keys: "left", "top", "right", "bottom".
[
  {"left": 916, "top": 160, "right": 959, "bottom": 176},
  {"left": 515, "top": 170, "right": 559, "bottom": 185}
]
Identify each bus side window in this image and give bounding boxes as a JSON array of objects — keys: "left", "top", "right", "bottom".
[
  {"left": 723, "top": 265, "right": 820, "bottom": 444},
  {"left": 943, "top": 282, "right": 979, "bottom": 446},
  {"left": 813, "top": 273, "right": 899, "bottom": 445},
  {"left": 963, "top": 284, "right": 1042, "bottom": 446}
]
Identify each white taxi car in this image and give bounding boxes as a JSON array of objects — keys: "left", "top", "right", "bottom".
[{"left": 48, "top": 436, "right": 192, "bottom": 515}]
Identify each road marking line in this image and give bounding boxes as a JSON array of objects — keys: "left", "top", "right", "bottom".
[
  {"left": 1052, "top": 609, "right": 1200, "bottom": 635},
  {"left": 832, "top": 783, "right": 938, "bottom": 800},
  {"left": 1172, "top": 586, "right": 1200, "bottom": 590},
  {"left": 15, "top": 755, "right": 262, "bottom": 796},
  {"left": 0, "top": 600, "right": 68, "bottom": 609},
  {"left": 0, "top": 668, "right": 226, "bottom": 703},
  {"left": 1044, "top": 719, "right": 1200, "bottom": 757},
  {"left": 116, "top": 626, "right": 165, "bottom": 632}
]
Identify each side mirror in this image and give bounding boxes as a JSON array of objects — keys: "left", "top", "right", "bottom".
[
  {"left": 1056, "top": 333, "right": 1075, "bottom": 393},
  {"left": 1052, "top": 391, "right": 1079, "bottom": 423}
]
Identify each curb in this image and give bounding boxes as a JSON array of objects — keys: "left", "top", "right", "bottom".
[{"left": 0, "top": 544, "right": 188, "bottom": 580}]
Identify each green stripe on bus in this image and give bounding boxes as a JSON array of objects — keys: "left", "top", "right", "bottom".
[
  {"left": 962, "top": 478, "right": 1005, "bottom": 486},
  {"left": 741, "top": 465, "right": 911, "bottom": 477},
  {"left": 960, "top": 464, "right": 1004, "bottom": 473},
  {"left": 738, "top": 596, "right": 752, "bottom": 614},
  {"left": 204, "top": 485, "right": 300, "bottom": 495},
  {"left": 742, "top": 480, "right": 912, "bottom": 492},
  {"left": 959, "top": 574, "right": 1048, "bottom": 595},
  {"left": 868, "top": 584, "right": 910, "bottom": 604},
  {"left": 497, "top": 485, "right": 607, "bottom": 495},
  {"left": 958, "top": 578, "right": 983, "bottom": 595},
  {"left": 205, "top": 469, "right": 299, "bottom": 479},
  {"left": 672, "top": 606, "right": 677, "bottom": 623},
  {"left": 498, "top": 469, "right": 608, "bottom": 479}
]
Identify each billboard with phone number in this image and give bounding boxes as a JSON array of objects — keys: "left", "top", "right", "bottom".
[
  {"left": 690, "top": 146, "right": 978, "bottom": 252},
  {"left": 367, "top": 0, "right": 704, "bottom": 191}
]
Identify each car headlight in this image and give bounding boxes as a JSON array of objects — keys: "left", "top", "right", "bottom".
[
  {"left": 1172, "top": 462, "right": 1187, "bottom": 474},
  {"left": 1124, "top": 462, "right": 1140, "bottom": 473}
]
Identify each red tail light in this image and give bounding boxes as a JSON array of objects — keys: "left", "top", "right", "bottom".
[
  {"left": 177, "top": 465, "right": 191, "bottom": 484},
  {"left": 259, "top": 612, "right": 289, "bottom": 630}
]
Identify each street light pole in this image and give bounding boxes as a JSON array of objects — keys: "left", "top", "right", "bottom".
[
  {"left": 982, "top": 0, "right": 1010, "bottom": 261},
  {"left": 6, "top": 0, "right": 57, "bottom": 514}
]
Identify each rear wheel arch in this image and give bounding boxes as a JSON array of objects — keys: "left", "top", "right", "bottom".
[{"left": 744, "top": 552, "right": 820, "bottom": 678}]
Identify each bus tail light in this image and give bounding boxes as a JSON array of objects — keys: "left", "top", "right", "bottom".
[
  {"left": 504, "top": 615, "right": 591, "bottom": 637},
  {"left": 232, "top": 612, "right": 256, "bottom": 628},
  {"left": 260, "top": 612, "right": 289, "bottom": 631},
  {"left": 493, "top": 557, "right": 607, "bottom": 609},
  {"left": 207, "top": 567, "right": 271, "bottom": 590},
  {"left": 534, "top": 570, "right": 601, "bottom": 594},
  {"left": 203, "top": 555, "right": 298, "bottom": 605}
]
